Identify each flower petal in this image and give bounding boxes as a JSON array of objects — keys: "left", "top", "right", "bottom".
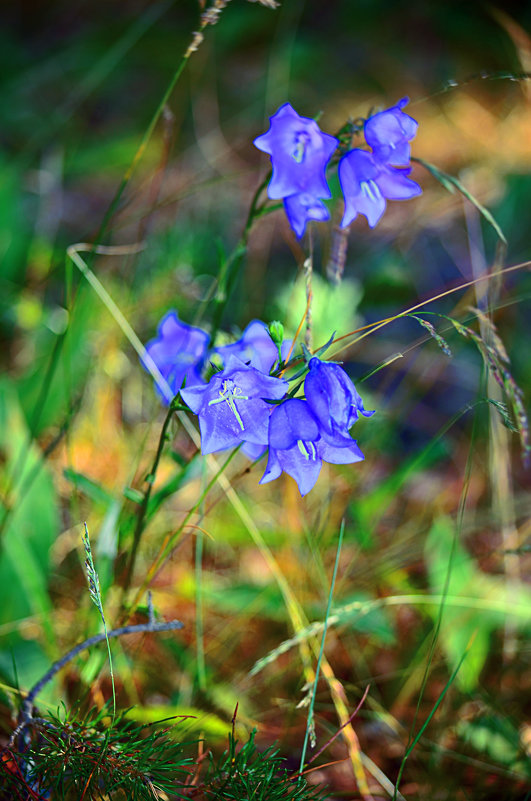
[
  {"left": 276, "top": 441, "right": 322, "bottom": 496},
  {"left": 376, "top": 165, "right": 422, "bottom": 200},
  {"left": 268, "top": 399, "right": 320, "bottom": 450},
  {"left": 319, "top": 438, "right": 365, "bottom": 464},
  {"left": 283, "top": 193, "right": 330, "bottom": 238}
]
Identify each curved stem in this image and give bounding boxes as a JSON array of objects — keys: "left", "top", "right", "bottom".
[
  {"left": 206, "top": 171, "right": 271, "bottom": 349},
  {"left": 20, "top": 617, "right": 183, "bottom": 723}
]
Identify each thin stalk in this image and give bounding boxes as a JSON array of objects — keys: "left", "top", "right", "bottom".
[
  {"left": 204, "top": 172, "right": 271, "bottom": 347},
  {"left": 252, "top": 591, "right": 531, "bottom": 669},
  {"left": 306, "top": 684, "right": 370, "bottom": 769},
  {"left": 125, "top": 447, "right": 240, "bottom": 617},
  {"left": 122, "top": 401, "right": 176, "bottom": 596},
  {"left": 82, "top": 524, "right": 116, "bottom": 720},
  {"left": 392, "top": 355, "right": 478, "bottom": 799},
  {"left": 67, "top": 244, "right": 174, "bottom": 403},
  {"left": 21, "top": 0, "right": 175, "bottom": 160},
  {"left": 304, "top": 226, "right": 314, "bottom": 350},
  {"left": 464, "top": 202, "right": 520, "bottom": 660},
  {"left": 93, "top": 0, "right": 231, "bottom": 251},
  {"left": 299, "top": 521, "right": 344, "bottom": 773},
  {"left": 217, "top": 484, "right": 372, "bottom": 797},
  {"left": 393, "top": 642, "right": 471, "bottom": 798},
  {"left": 328, "top": 260, "right": 529, "bottom": 359},
  {"left": 195, "top": 465, "right": 207, "bottom": 693}
]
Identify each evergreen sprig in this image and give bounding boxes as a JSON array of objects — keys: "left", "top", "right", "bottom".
[
  {"left": 3, "top": 705, "right": 192, "bottom": 800},
  {"left": 201, "top": 728, "right": 326, "bottom": 801},
  {"left": 2, "top": 713, "right": 327, "bottom": 801}
]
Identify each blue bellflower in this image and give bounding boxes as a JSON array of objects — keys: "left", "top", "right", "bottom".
[
  {"left": 181, "top": 355, "right": 288, "bottom": 454},
  {"left": 304, "top": 357, "right": 374, "bottom": 445},
  {"left": 283, "top": 193, "right": 330, "bottom": 238},
  {"left": 144, "top": 310, "right": 209, "bottom": 401},
  {"left": 338, "top": 149, "right": 421, "bottom": 228},
  {"left": 364, "top": 97, "right": 418, "bottom": 167},
  {"left": 260, "top": 399, "right": 364, "bottom": 496},
  {"left": 253, "top": 103, "right": 338, "bottom": 201},
  {"left": 216, "top": 320, "right": 291, "bottom": 375}
]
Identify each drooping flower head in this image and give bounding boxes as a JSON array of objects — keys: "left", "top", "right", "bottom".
[
  {"left": 253, "top": 103, "right": 338, "bottom": 200},
  {"left": 338, "top": 149, "right": 421, "bottom": 229},
  {"left": 304, "top": 357, "right": 374, "bottom": 444},
  {"left": 216, "top": 320, "right": 291, "bottom": 375},
  {"left": 283, "top": 193, "right": 330, "bottom": 238},
  {"left": 143, "top": 310, "right": 209, "bottom": 402},
  {"left": 181, "top": 355, "right": 288, "bottom": 454},
  {"left": 260, "top": 398, "right": 364, "bottom": 496},
  {"left": 364, "top": 97, "right": 418, "bottom": 167}
]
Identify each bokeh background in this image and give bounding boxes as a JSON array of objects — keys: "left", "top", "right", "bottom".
[{"left": 1, "top": 1, "right": 530, "bottom": 798}]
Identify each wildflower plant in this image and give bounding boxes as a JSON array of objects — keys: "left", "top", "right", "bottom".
[
  {"left": 142, "top": 313, "right": 373, "bottom": 496},
  {"left": 4, "top": 3, "right": 530, "bottom": 801}
]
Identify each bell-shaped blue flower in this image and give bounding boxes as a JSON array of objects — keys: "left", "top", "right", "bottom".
[
  {"left": 338, "top": 149, "right": 421, "bottom": 229},
  {"left": 181, "top": 355, "right": 288, "bottom": 454},
  {"left": 143, "top": 310, "right": 209, "bottom": 401},
  {"left": 364, "top": 97, "right": 418, "bottom": 167},
  {"left": 304, "top": 357, "right": 374, "bottom": 445},
  {"left": 283, "top": 192, "right": 330, "bottom": 238},
  {"left": 216, "top": 320, "right": 291, "bottom": 375},
  {"left": 253, "top": 103, "right": 338, "bottom": 200},
  {"left": 260, "top": 398, "right": 364, "bottom": 496}
]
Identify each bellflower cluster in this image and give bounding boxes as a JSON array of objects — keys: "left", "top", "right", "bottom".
[
  {"left": 143, "top": 312, "right": 373, "bottom": 496},
  {"left": 254, "top": 97, "right": 420, "bottom": 236},
  {"left": 338, "top": 98, "right": 421, "bottom": 228}
]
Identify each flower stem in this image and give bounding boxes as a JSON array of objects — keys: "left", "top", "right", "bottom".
[
  {"left": 299, "top": 521, "right": 344, "bottom": 773},
  {"left": 304, "top": 225, "right": 314, "bottom": 350},
  {"left": 122, "top": 401, "right": 176, "bottom": 598},
  {"left": 124, "top": 447, "right": 239, "bottom": 620}
]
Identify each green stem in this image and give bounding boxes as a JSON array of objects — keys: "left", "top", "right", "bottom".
[
  {"left": 304, "top": 225, "right": 314, "bottom": 350},
  {"left": 195, "top": 465, "right": 207, "bottom": 692},
  {"left": 206, "top": 172, "right": 271, "bottom": 348},
  {"left": 299, "top": 521, "right": 344, "bottom": 774},
  {"left": 392, "top": 645, "right": 470, "bottom": 798},
  {"left": 392, "top": 391, "right": 480, "bottom": 800},
  {"left": 126, "top": 447, "right": 240, "bottom": 617},
  {"left": 122, "top": 402, "right": 177, "bottom": 597},
  {"left": 92, "top": 4, "right": 225, "bottom": 255}
]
